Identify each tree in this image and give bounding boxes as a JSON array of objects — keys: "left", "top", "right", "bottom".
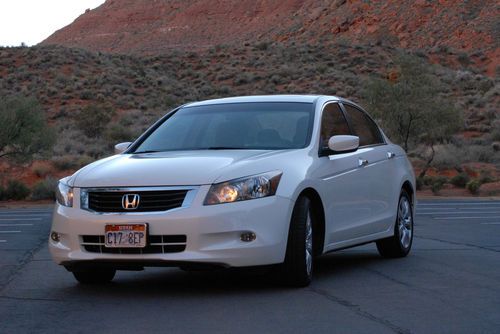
[
  {"left": 0, "top": 95, "right": 55, "bottom": 162},
  {"left": 364, "top": 54, "right": 462, "bottom": 177}
]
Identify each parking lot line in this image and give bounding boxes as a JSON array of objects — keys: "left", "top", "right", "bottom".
[
  {"left": 481, "top": 223, "right": 500, "bottom": 225},
  {"left": 417, "top": 211, "right": 500, "bottom": 215},
  {"left": 0, "top": 213, "right": 51, "bottom": 216},
  {"left": 0, "top": 231, "right": 22, "bottom": 233},
  {"left": 0, "top": 223, "right": 34, "bottom": 227},
  {"left": 0, "top": 218, "right": 42, "bottom": 221},
  {"left": 433, "top": 216, "right": 500, "bottom": 220},
  {"left": 418, "top": 208, "right": 499, "bottom": 211},
  {"left": 417, "top": 202, "right": 500, "bottom": 207},
  {"left": 0, "top": 240, "right": 6, "bottom": 243}
]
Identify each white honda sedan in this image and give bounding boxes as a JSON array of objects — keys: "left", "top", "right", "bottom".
[{"left": 50, "top": 95, "right": 415, "bottom": 286}]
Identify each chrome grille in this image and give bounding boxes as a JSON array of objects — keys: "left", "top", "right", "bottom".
[{"left": 81, "top": 235, "right": 187, "bottom": 254}]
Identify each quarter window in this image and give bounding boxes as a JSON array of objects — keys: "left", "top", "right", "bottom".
[
  {"left": 343, "top": 104, "right": 383, "bottom": 146},
  {"left": 320, "top": 103, "right": 351, "bottom": 150}
]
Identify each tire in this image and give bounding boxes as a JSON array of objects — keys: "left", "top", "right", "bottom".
[
  {"left": 376, "top": 189, "right": 413, "bottom": 258},
  {"left": 72, "top": 268, "right": 116, "bottom": 284},
  {"left": 281, "top": 196, "right": 314, "bottom": 287}
]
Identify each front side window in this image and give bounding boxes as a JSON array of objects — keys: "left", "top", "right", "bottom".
[
  {"left": 343, "top": 104, "right": 383, "bottom": 146},
  {"left": 132, "top": 102, "right": 314, "bottom": 152},
  {"left": 319, "top": 103, "right": 351, "bottom": 150}
]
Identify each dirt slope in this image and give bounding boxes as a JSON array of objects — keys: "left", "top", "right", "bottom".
[{"left": 41, "top": 0, "right": 499, "bottom": 74}]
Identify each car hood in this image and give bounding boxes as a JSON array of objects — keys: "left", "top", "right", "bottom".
[{"left": 69, "top": 150, "right": 300, "bottom": 188}]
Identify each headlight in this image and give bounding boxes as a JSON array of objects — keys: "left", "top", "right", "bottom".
[
  {"left": 56, "top": 181, "right": 74, "bottom": 207},
  {"left": 204, "top": 171, "right": 282, "bottom": 205}
]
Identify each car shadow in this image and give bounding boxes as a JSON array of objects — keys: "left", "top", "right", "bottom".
[{"left": 63, "top": 249, "right": 386, "bottom": 298}]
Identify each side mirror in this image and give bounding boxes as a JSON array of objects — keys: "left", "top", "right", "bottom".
[
  {"left": 328, "top": 135, "right": 359, "bottom": 154},
  {"left": 114, "top": 142, "right": 132, "bottom": 154}
]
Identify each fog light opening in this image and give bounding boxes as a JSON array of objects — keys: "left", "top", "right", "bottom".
[
  {"left": 51, "top": 232, "right": 61, "bottom": 242},
  {"left": 240, "top": 232, "right": 256, "bottom": 242}
]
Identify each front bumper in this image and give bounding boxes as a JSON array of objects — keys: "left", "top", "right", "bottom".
[{"left": 49, "top": 185, "right": 294, "bottom": 268}]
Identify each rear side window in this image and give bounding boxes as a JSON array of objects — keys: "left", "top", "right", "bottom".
[
  {"left": 343, "top": 104, "right": 383, "bottom": 146},
  {"left": 320, "top": 103, "right": 351, "bottom": 150}
]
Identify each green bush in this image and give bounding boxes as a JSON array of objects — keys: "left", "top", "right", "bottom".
[
  {"left": 31, "top": 177, "right": 58, "bottom": 200},
  {"left": 431, "top": 176, "right": 448, "bottom": 195},
  {"left": 466, "top": 180, "right": 482, "bottom": 195},
  {"left": 106, "top": 124, "right": 134, "bottom": 143},
  {"left": 416, "top": 176, "right": 424, "bottom": 190},
  {"left": 32, "top": 163, "right": 52, "bottom": 177},
  {"left": 52, "top": 154, "right": 95, "bottom": 170},
  {"left": 3, "top": 180, "right": 30, "bottom": 200},
  {"left": 76, "top": 104, "right": 115, "bottom": 137},
  {"left": 52, "top": 155, "right": 79, "bottom": 170},
  {"left": 479, "top": 171, "right": 494, "bottom": 184},
  {"left": 450, "top": 173, "right": 470, "bottom": 188}
]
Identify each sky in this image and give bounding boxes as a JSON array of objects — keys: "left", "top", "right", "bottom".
[{"left": 0, "top": 0, "right": 106, "bottom": 47}]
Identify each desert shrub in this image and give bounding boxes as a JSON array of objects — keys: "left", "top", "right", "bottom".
[
  {"left": 421, "top": 176, "right": 436, "bottom": 186},
  {"left": 31, "top": 177, "right": 58, "bottom": 200},
  {"left": 255, "top": 42, "right": 269, "bottom": 51},
  {"left": 450, "top": 173, "right": 470, "bottom": 188},
  {"left": 80, "top": 89, "right": 94, "bottom": 100},
  {"left": 31, "top": 162, "right": 52, "bottom": 177},
  {"left": 52, "top": 155, "right": 79, "bottom": 170},
  {"left": 431, "top": 176, "right": 448, "bottom": 194},
  {"left": 466, "top": 179, "right": 482, "bottom": 195},
  {"left": 3, "top": 180, "right": 30, "bottom": 200},
  {"left": 479, "top": 171, "right": 495, "bottom": 184},
  {"left": 416, "top": 176, "right": 424, "bottom": 190},
  {"left": 76, "top": 104, "right": 115, "bottom": 137},
  {"left": 106, "top": 124, "right": 134, "bottom": 143},
  {"left": 430, "top": 145, "right": 462, "bottom": 169}
]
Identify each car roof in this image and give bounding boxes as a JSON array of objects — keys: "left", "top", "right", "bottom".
[{"left": 184, "top": 95, "right": 343, "bottom": 107}]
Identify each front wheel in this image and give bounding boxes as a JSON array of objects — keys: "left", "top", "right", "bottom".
[
  {"left": 376, "top": 189, "right": 413, "bottom": 258},
  {"left": 72, "top": 268, "right": 116, "bottom": 284},
  {"left": 280, "top": 196, "right": 314, "bottom": 287}
]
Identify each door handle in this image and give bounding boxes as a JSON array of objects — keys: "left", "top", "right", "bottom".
[
  {"left": 358, "top": 158, "right": 369, "bottom": 167},
  {"left": 387, "top": 152, "right": 396, "bottom": 159}
]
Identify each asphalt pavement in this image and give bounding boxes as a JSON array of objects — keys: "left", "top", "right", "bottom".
[{"left": 0, "top": 200, "right": 499, "bottom": 334}]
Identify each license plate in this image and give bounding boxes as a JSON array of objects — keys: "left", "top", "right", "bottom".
[{"left": 105, "top": 224, "right": 147, "bottom": 248}]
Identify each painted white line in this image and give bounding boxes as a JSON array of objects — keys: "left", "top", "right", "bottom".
[
  {"left": 0, "top": 240, "right": 6, "bottom": 243},
  {"left": 433, "top": 216, "right": 500, "bottom": 220},
  {"left": 0, "top": 218, "right": 42, "bottom": 221},
  {"left": 0, "top": 224, "right": 33, "bottom": 226},
  {"left": 417, "top": 211, "right": 500, "bottom": 215},
  {"left": 0, "top": 213, "right": 51, "bottom": 216},
  {"left": 0, "top": 211, "right": 52, "bottom": 215},
  {"left": 418, "top": 203, "right": 500, "bottom": 207},
  {"left": 480, "top": 223, "right": 500, "bottom": 225},
  {"left": 417, "top": 208, "right": 500, "bottom": 211},
  {"left": 0, "top": 231, "right": 21, "bottom": 233}
]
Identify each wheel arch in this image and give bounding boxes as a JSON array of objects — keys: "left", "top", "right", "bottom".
[
  {"left": 296, "top": 187, "right": 326, "bottom": 256},
  {"left": 401, "top": 180, "right": 415, "bottom": 209}
]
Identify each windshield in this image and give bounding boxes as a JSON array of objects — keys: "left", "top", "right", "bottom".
[{"left": 132, "top": 102, "right": 314, "bottom": 152}]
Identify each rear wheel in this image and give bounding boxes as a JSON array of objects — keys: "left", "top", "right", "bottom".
[
  {"left": 376, "top": 189, "right": 413, "bottom": 258},
  {"left": 72, "top": 268, "right": 116, "bottom": 284},
  {"left": 281, "top": 196, "right": 313, "bottom": 287}
]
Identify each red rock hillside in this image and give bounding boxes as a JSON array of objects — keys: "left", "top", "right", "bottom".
[{"left": 41, "top": 0, "right": 499, "bottom": 75}]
